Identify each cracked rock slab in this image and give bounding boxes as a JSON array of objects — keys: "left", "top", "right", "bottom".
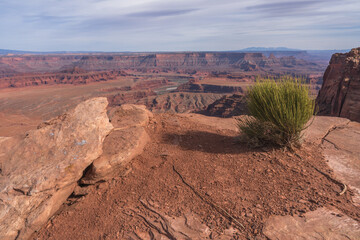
[
  {"left": 0, "top": 97, "right": 113, "bottom": 240},
  {"left": 269, "top": 117, "right": 360, "bottom": 239},
  {"left": 132, "top": 200, "right": 238, "bottom": 240},
  {"left": 302, "top": 116, "right": 350, "bottom": 145},
  {"left": 323, "top": 121, "right": 360, "bottom": 206},
  {"left": 303, "top": 116, "right": 360, "bottom": 205},
  {"left": 264, "top": 207, "right": 360, "bottom": 240}
]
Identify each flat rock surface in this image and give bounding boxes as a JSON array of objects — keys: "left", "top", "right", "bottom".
[
  {"left": 323, "top": 121, "right": 360, "bottom": 206},
  {"left": 0, "top": 97, "right": 113, "bottom": 240},
  {"left": 264, "top": 207, "right": 360, "bottom": 240},
  {"left": 302, "top": 116, "right": 350, "bottom": 144},
  {"left": 264, "top": 117, "right": 360, "bottom": 239},
  {"left": 108, "top": 104, "right": 153, "bottom": 129},
  {"left": 33, "top": 114, "right": 360, "bottom": 240}
]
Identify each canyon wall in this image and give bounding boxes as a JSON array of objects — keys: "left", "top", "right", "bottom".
[
  {"left": 0, "top": 55, "right": 81, "bottom": 76},
  {"left": 316, "top": 48, "right": 360, "bottom": 122},
  {"left": 72, "top": 53, "right": 323, "bottom": 73},
  {"left": 0, "top": 68, "right": 128, "bottom": 88},
  {"left": 0, "top": 52, "right": 324, "bottom": 76},
  {"left": 0, "top": 52, "right": 325, "bottom": 89},
  {"left": 197, "top": 94, "right": 247, "bottom": 117},
  {"left": 175, "top": 81, "right": 244, "bottom": 93}
]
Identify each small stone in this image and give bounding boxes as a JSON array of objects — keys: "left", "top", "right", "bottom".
[
  {"left": 97, "top": 182, "right": 108, "bottom": 190},
  {"left": 73, "top": 186, "right": 89, "bottom": 197}
]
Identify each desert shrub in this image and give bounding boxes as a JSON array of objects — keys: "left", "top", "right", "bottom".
[{"left": 237, "top": 77, "right": 315, "bottom": 148}]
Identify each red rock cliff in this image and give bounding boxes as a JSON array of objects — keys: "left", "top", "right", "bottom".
[
  {"left": 0, "top": 52, "right": 323, "bottom": 76},
  {"left": 0, "top": 68, "right": 128, "bottom": 88},
  {"left": 316, "top": 48, "right": 360, "bottom": 122}
]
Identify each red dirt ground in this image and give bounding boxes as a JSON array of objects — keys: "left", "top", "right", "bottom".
[{"left": 32, "top": 114, "right": 360, "bottom": 239}]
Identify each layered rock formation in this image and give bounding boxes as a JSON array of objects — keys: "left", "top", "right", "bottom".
[
  {"left": 0, "top": 52, "right": 324, "bottom": 79},
  {"left": 107, "top": 91, "right": 157, "bottom": 106},
  {"left": 0, "top": 68, "right": 128, "bottom": 89},
  {"left": 316, "top": 48, "right": 360, "bottom": 122},
  {"left": 0, "top": 55, "right": 81, "bottom": 75},
  {"left": 198, "top": 94, "right": 247, "bottom": 117},
  {"left": 175, "top": 81, "right": 244, "bottom": 94},
  {"left": 134, "top": 92, "right": 224, "bottom": 113}
]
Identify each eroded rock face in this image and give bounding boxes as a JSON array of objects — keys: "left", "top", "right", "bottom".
[
  {"left": 134, "top": 92, "right": 224, "bottom": 114},
  {"left": 197, "top": 94, "right": 247, "bottom": 117},
  {"left": 0, "top": 52, "right": 324, "bottom": 80},
  {"left": 81, "top": 104, "right": 152, "bottom": 184},
  {"left": 175, "top": 81, "right": 244, "bottom": 93},
  {"left": 0, "top": 97, "right": 113, "bottom": 240},
  {"left": 316, "top": 47, "right": 360, "bottom": 122},
  {"left": 0, "top": 68, "right": 128, "bottom": 89}
]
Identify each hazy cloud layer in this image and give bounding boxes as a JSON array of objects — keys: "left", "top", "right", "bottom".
[{"left": 0, "top": 0, "right": 359, "bottom": 51}]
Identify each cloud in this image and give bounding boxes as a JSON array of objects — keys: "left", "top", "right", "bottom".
[
  {"left": 127, "top": 9, "right": 199, "bottom": 18},
  {"left": 247, "top": 1, "right": 318, "bottom": 12},
  {"left": 0, "top": 0, "right": 359, "bottom": 51}
]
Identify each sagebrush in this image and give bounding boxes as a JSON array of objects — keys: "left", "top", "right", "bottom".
[{"left": 237, "top": 77, "right": 315, "bottom": 148}]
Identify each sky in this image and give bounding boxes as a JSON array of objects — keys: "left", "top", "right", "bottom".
[{"left": 0, "top": 0, "right": 359, "bottom": 52}]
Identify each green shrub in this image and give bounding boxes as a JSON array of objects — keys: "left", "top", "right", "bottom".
[{"left": 237, "top": 77, "right": 315, "bottom": 148}]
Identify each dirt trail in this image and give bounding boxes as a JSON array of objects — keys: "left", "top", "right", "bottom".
[{"left": 32, "top": 113, "right": 360, "bottom": 239}]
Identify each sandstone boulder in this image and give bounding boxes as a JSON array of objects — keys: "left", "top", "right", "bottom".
[
  {"left": 0, "top": 97, "right": 113, "bottom": 240},
  {"left": 316, "top": 47, "right": 360, "bottom": 122},
  {"left": 81, "top": 104, "right": 152, "bottom": 184}
]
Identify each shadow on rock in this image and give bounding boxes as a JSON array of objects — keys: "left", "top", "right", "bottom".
[{"left": 163, "top": 130, "right": 263, "bottom": 154}]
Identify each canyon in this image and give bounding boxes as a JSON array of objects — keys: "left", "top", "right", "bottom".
[
  {"left": 0, "top": 49, "right": 359, "bottom": 239},
  {"left": 1, "top": 98, "right": 359, "bottom": 240},
  {"left": 0, "top": 51, "right": 326, "bottom": 137},
  {"left": 0, "top": 52, "right": 326, "bottom": 78}
]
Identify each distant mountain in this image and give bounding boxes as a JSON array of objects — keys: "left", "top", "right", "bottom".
[
  {"left": 230, "top": 47, "right": 351, "bottom": 64},
  {"left": 0, "top": 49, "right": 37, "bottom": 55},
  {"left": 240, "top": 47, "right": 302, "bottom": 52}
]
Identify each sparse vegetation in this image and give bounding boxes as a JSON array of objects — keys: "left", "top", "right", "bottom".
[{"left": 237, "top": 77, "right": 315, "bottom": 148}]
